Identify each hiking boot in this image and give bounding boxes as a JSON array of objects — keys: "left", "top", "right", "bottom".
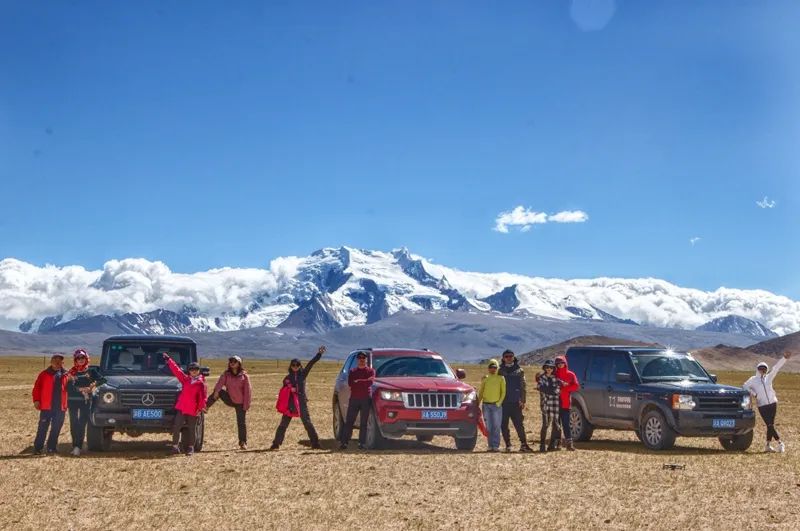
[
  {"left": 566, "top": 439, "right": 575, "bottom": 451},
  {"left": 71, "top": 447, "right": 81, "bottom": 457},
  {"left": 186, "top": 447, "right": 195, "bottom": 457},
  {"left": 357, "top": 444, "right": 366, "bottom": 450},
  {"left": 339, "top": 443, "right": 348, "bottom": 450},
  {"left": 239, "top": 442, "right": 248, "bottom": 450},
  {"left": 269, "top": 444, "right": 279, "bottom": 451},
  {"left": 519, "top": 444, "right": 534, "bottom": 453},
  {"left": 170, "top": 445, "right": 181, "bottom": 455},
  {"left": 311, "top": 443, "right": 322, "bottom": 450},
  {"left": 504, "top": 445, "right": 513, "bottom": 453},
  {"left": 539, "top": 442, "right": 547, "bottom": 452}
]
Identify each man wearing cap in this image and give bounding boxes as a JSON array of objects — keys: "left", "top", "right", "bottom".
[
  {"left": 743, "top": 351, "right": 792, "bottom": 453},
  {"left": 32, "top": 354, "right": 69, "bottom": 454},
  {"left": 477, "top": 359, "right": 506, "bottom": 452},
  {"left": 497, "top": 349, "right": 533, "bottom": 452},
  {"left": 206, "top": 355, "right": 252, "bottom": 450},
  {"left": 339, "top": 351, "right": 376, "bottom": 450}
]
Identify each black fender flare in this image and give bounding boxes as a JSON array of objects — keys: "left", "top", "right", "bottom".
[
  {"left": 570, "top": 393, "right": 594, "bottom": 424},
  {"left": 636, "top": 400, "right": 678, "bottom": 431}
]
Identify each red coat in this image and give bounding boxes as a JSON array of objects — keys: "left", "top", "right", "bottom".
[
  {"left": 276, "top": 384, "right": 301, "bottom": 417},
  {"left": 32, "top": 368, "right": 68, "bottom": 412},
  {"left": 166, "top": 358, "right": 207, "bottom": 416},
  {"left": 555, "top": 355, "right": 580, "bottom": 410}
]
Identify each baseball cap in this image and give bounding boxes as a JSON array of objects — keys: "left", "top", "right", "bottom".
[{"left": 228, "top": 355, "right": 242, "bottom": 363}]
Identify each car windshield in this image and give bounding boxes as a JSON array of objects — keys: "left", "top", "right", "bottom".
[
  {"left": 375, "top": 357, "right": 453, "bottom": 378},
  {"left": 632, "top": 353, "right": 710, "bottom": 381},
  {"left": 102, "top": 343, "right": 194, "bottom": 374}
]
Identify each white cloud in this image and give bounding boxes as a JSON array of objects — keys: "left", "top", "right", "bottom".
[
  {"left": 493, "top": 206, "right": 588, "bottom": 233},
  {"left": 690, "top": 237, "right": 701, "bottom": 246},
  {"left": 756, "top": 196, "right": 776, "bottom": 209}
]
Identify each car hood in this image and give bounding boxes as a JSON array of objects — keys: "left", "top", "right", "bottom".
[
  {"left": 638, "top": 381, "right": 745, "bottom": 394},
  {"left": 102, "top": 374, "right": 181, "bottom": 391},
  {"left": 374, "top": 376, "right": 474, "bottom": 392}
]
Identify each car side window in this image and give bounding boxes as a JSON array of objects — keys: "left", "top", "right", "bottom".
[
  {"left": 587, "top": 353, "right": 612, "bottom": 383},
  {"left": 612, "top": 355, "right": 633, "bottom": 377},
  {"left": 341, "top": 353, "right": 356, "bottom": 375}
]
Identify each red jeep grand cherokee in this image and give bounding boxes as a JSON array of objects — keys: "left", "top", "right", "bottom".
[{"left": 332, "top": 348, "right": 479, "bottom": 450}]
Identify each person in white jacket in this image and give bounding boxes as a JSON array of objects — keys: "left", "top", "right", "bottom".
[{"left": 742, "top": 351, "right": 792, "bottom": 453}]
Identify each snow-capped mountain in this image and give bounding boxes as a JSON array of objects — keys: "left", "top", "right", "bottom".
[
  {"left": 695, "top": 315, "right": 778, "bottom": 339},
  {"left": 1, "top": 246, "right": 799, "bottom": 336}
]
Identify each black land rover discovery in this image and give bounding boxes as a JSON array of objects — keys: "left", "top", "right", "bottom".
[
  {"left": 88, "top": 335, "right": 208, "bottom": 452},
  {"left": 565, "top": 346, "right": 756, "bottom": 451}
]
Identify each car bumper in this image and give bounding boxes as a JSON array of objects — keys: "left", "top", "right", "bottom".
[
  {"left": 374, "top": 401, "right": 478, "bottom": 438},
  {"left": 672, "top": 410, "right": 756, "bottom": 436},
  {"left": 91, "top": 410, "right": 177, "bottom": 432}
]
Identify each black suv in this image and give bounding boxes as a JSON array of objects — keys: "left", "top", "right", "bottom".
[
  {"left": 565, "top": 346, "right": 756, "bottom": 451},
  {"left": 88, "top": 335, "right": 208, "bottom": 452}
]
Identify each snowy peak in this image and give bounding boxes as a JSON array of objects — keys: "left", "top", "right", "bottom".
[{"left": 695, "top": 315, "right": 778, "bottom": 339}]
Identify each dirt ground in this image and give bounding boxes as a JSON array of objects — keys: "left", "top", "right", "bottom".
[{"left": 1, "top": 356, "right": 798, "bottom": 530}]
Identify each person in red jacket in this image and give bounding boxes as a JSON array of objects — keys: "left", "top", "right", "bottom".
[
  {"left": 554, "top": 355, "right": 580, "bottom": 451},
  {"left": 163, "top": 354, "right": 207, "bottom": 456},
  {"left": 32, "top": 354, "right": 69, "bottom": 455},
  {"left": 338, "top": 351, "right": 376, "bottom": 450}
]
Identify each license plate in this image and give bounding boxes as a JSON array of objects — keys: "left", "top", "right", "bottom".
[
  {"left": 132, "top": 409, "right": 163, "bottom": 420},
  {"left": 421, "top": 410, "right": 447, "bottom": 420},
  {"left": 712, "top": 418, "right": 735, "bottom": 429}
]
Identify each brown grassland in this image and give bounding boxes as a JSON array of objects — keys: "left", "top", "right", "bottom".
[{"left": 0, "top": 356, "right": 798, "bottom": 530}]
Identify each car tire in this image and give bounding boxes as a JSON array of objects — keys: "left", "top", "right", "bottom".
[
  {"left": 87, "top": 425, "right": 112, "bottom": 452},
  {"left": 570, "top": 405, "right": 594, "bottom": 442},
  {"left": 194, "top": 413, "right": 205, "bottom": 452},
  {"left": 719, "top": 430, "right": 754, "bottom": 452},
  {"left": 332, "top": 397, "right": 343, "bottom": 441},
  {"left": 640, "top": 410, "right": 677, "bottom": 450},
  {"left": 364, "top": 408, "right": 385, "bottom": 450},
  {"left": 454, "top": 434, "right": 477, "bottom": 451},
  {"left": 415, "top": 434, "right": 434, "bottom": 443}
]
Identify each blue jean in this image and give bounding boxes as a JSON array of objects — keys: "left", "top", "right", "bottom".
[
  {"left": 34, "top": 409, "right": 65, "bottom": 452},
  {"left": 483, "top": 403, "right": 503, "bottom": 449},
  {"left": 559, "top": 408, "right": 572, "bottom": 440}
]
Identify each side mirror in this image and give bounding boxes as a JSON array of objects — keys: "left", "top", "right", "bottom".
[
  {"left": 456, "top": 368, "right": 467, "bottom": 380},
  {"left": 200, "top": 367, "right": 210, "bottom": 377},
  {"left": 616, "top": 372, "right": 632, "bottom": 383},
  {"left": 709, "top": 374, "right": 717, "bottom": 383}
]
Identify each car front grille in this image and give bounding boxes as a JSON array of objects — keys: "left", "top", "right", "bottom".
[
  {"left": 694, "top": 395, "right": 742, "bottom": 411},
  {"left": 403, "top": 392, "right": 461, "bottom": 409},
  {"left": 120, "top": 391, "right": 177, "bottom": 408}
]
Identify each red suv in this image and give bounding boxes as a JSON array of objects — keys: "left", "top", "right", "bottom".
[{"left": 332, "top": 348, "right": 478, "bottom": 450}]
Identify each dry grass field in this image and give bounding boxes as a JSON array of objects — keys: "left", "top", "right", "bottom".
[{"left": 0, "top": 356, "right": 798, "bottom": 530}]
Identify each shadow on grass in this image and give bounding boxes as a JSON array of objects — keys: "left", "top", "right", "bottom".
[
  {"left": 2, "top": 441, "right": 181, "bottom": 460},
  {"left": 296, "top": 437, "right": 480, "bottom": 455},
  {"left": 573, "top": 438, "right": 765, "bottom": 456}
]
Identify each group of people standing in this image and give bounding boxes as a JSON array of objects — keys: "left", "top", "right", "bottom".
[
  {"left": 30, "top": 346, "right": 791, "bottom": 456},
  {"left": 476, "top": 350, "right": 579, "bottom": 453}
]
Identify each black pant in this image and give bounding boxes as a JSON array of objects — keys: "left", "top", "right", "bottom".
[
  {"left": 172, "top": 412, "right": 198, "bottom": 449},
  {"left": 68, "top": 400, "right": 91, "bottom": 449},
  {"left": 207, "top": 390, "right": 247, "bottom": 444},
  {"left": 559, "top": 408, "right": 572, "bottom": 440},
  {"left": 34, "top": 409, "right": 65, "bottom": 452},
  {"left": 758, "top": 403, "right": 781, "bottom": 442},
  {"left": 340, "top": 398, "right": 371, "bottom": 445},
  {"left": 501, "top": 402, "right": 528, "bottom": 446},
  {"left": 272, "top": 398, "right": 319, "bottom": 447}
]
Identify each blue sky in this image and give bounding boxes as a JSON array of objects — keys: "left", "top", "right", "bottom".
[{"left": 1, "top": 1, "right": 798, "bottom": 297}]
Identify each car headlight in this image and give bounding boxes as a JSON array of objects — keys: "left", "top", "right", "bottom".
[
  {"left": 102, "top": 391, "right": 116, "bottom": 404},
  {"left": 741, "top": 394, "right": 752, "bottom": 410},
  {"left": 461, "top": 390, "right": 477, "bottom": 403},
  {"left": 671, "top": 394, "right": 696, "bottom": 410},
  {"left": 379, "top": 390, "right": 403, "bottom": 401}
]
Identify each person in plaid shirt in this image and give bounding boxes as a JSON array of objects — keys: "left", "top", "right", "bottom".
[{"left": 537, "top": 359, "right": 562, "bottom": 452}]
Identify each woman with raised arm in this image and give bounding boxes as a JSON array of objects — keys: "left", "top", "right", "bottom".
[
  {"left": 743, "top": 351, "right": 792, "bottom": 453},
  {"left": 163, "top": 353, "right": 207, "bottom": 456},
  {"left": 270, "top": 346, "right": 326, "bottom": 450}
]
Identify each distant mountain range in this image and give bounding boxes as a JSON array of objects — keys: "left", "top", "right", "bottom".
[{"left": 1, "top": 247, "right": 795, "bottom": 340}]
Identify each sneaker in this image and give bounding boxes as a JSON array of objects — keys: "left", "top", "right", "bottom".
[
  {"left": 71, "top": 447, "right": 81, "bottom": 457},
  {"left": 765, "top": 442, "right": 775, "bottom": 453},
  {"left": 778, "top": 441, "right": 785, "bottom": 453},
  {"left": 33, "top": 448, "right": 43, "bottom": 455},
  {"left": 504, "top": 445, "right": 512, "bottom": 453},
  {"left": 239, "top": 442, "right": 248, "bottom": 451},
  {"left": 339, "top": 443, "right": 348, "bottom": 450},
  {"left": 170, "top": 445, "right": 181, "bottom": 455},
  {"left": 269, "top": 444, "right": 279, "bottom": 451},
  {"left": 186, "top": 447, "right": 194, "bottom": 457},
  {"left": 46, "top": 449, "right": 57, "bottom": 456},
  {"left": 519, "top": 445, "right": 534, "bottom": 453},
  {"left": 357, "top": 444, "right": 366, "bottom": 450},
  {"left": 488, "top": 447, "right": 500, "bottom": 453}
]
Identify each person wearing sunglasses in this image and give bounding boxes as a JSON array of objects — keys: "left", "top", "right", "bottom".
[
  {"left": 66, "top": 348, "right": 105, "bottom": 456},
  {"left": 339, "top": 351, "right": 375, "bottom": 450},
  {"left": 163, "top": 354, "right": 207, "bottom": 456},
  {"left": 497, "top": 349, "right": 533, "bottom": 453},
  {"left": 554, "top": 355, "right": 579, "bottom": 451},
  {"left": 206, "top": 355, "right": 252, "bottom": 450},
  {"left": 477, "top": 359, "right": 506, "bottom": 452},
  {"left": 270, "top": 346, "right": 326, "bottom": 450},
  {"left": 742, "top": 351, "right": 792, "bottom": 453}
]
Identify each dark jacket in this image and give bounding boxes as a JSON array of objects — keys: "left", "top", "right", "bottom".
[
  {"left": 66, "top": 367, "right": 106, "bottom": 402},
  {"left": 498, "top": 359, "right": 527, "bottom": 404},
  {"left": 283, "top": 352, "right": 322, "bottom": 400}
]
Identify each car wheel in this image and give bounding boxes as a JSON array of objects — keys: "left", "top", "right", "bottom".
[
  {"left": 641, "top": 410, "right": 677, "bottom": 450},
  {"left": 364, "top": 408, "right": 385, "bottom": 450},
  {"left": 719, "top": 430, "right": 753, "bottom": 452},
  {"left": 454, "top": 434, "right": 477, "bottom": 451},
  {"left": 415, "top": 434, "right": 434, "bottom": 443},
  {"left": 570, "top": 405, "right": 594, "bottom": 442},
  {"left": 87, "top": 424, "right": 111, "bottom": 452},
  {"left": 332, "top": 397, "right": 343, "bottom": 441},
  {"left": 194, "top": 413, "right": 205, "bottom": 452}
]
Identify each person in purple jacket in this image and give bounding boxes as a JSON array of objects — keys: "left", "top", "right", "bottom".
[{"left": 206, "top": 355, "right": 252, "bottom": 450}]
